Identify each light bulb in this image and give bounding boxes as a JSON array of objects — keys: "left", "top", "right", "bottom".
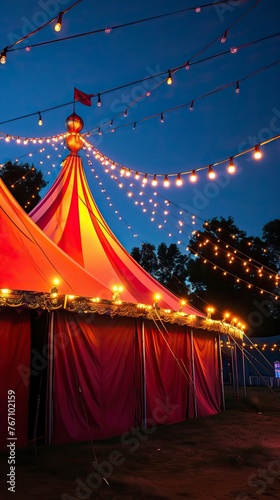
[
  {"left": 253, "top": 145, "right": 262, "bottom": 160},
  {"left": 0, "top": 48, "right": 7, "bottom": 64},
  {"left": 167, "top": 70, "right": 173, "bottom": 85},
  {"left": 97, "top": 93, "right": 102, "bottom": 107},
  {"left": 208, "top": 166, "right": 216, "bottom": 179},
  {"left": 54, "top": 12, "right": 63, "bottom": 32},
  {"left": 190, "top": 170, "right": 197, "bottom": 182},
  {"left": 133, "top": 122, "right": 136, "bottom": 130},
  {"left": 163, "top": 175, "right": 170, "bottom": 187},
  {"left": 227, "top": 157, "right": 236, "bottom": 174},
  {"left": 143, "top": 174, "right": 148, "bottom": 184},
  {"left": 176, "top": 174, "right": 183, "bottom": 186},
  {"left": 189, "top": 100, "right": 194, "bottom": 111},
  {"left": 123, "top": 108, "right": 128, "bottom": 117},
  {"left": 235, "top": 81, "right": 240, "bottom": 94},
  {"left": 98, "top": 127, "right": 102, "bottom": 136},
  {"left": 38, "top": 112, "right": 43, "bottom": 126},
  {"left": 185, "top": 61, "right": 190, "bottom": 70},
  {"left": 152, "top": 175, "right": 158, "bottom": 186},
  {"left": 160, "top": 113, "right": 164, "bottom": 123},
  {"left": 221, "top": 30, "right": 228, "bottom": 43}
]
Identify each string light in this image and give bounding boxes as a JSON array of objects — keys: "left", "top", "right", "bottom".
[
  {"left": 0, "top": 47, "right": 7, "bottom": 64},
  {"left": 1, "top": 36, "right": 279, "bottom": 128},
  {"left": 123, "top": 109, "right": 128, "bottom": 118},
  {"left": 143, "top": 174, "right": 148, "bottom": 184},
  {"left": 133, "top": 122, "right": 136, "bottom": 130},
  {"left": 167, "top": 70, "right": 173, "bottom": 85},
  {"left": 227, "top": 157, "right": 236, "bottom": 174},
  {"left": 185, "top": 61, "right": 190, "bottom": 70},
  {"left": 221, "top": 30, "right": 228, "bottom": 43},
  {"left": 98, "top": 127, "right": 102, "bottom": 136},
  {"left": 90, "top": 58, "right": 280, "bottom": 139},
  {"left": 176, "top": 174, "right": 183, "bottom": 186},
  {"left": 38, "top": 112, "right": 43, "bottom": 126},
  {"left": 54, "top": 12, "right": 63, "bottom": 32},
  {"left": 152, "top": 175, "right": 158, "bottom": 186},
  {"left": 235, "top": 81, "right": 240, "bottom": 94},
  {"left": 160, "top": 113, "right": 164, "bottom": 123},
  {"left": 253, "top": 144, "right": 262, "bottom": 159},
  {"left": 164, "top": 175, "right": 170, "bottom": 187},
  {"left": 97, "top": 93, "right": 102, "bottom": 107},
  {"left": 189, "top": 100, "right": 194, "bottom": 111},
  {"left": 190, "top": 170, "right": 197, "bottom": 183},
  {"left": 208, "top": 165, "right": 216, "bottom": 179},
  {"left": 80, "top": 133, "right": 279, "bottom": 189}
]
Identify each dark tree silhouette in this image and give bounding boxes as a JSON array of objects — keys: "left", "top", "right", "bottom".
[
  {"left": 0, "top": 161, "right": 47, "bottom": 212},
  {"left": 186, "top": 216, "right": 280, "bottom": 336},
  {"left": 131, "top": 217, "right": 280, "bottom": 336},
  {"left": 262, "top": 219, "right": 280, "bottom": 269},
  {"left": 131, "top": 242, "right": 190, "bottom": 297}
]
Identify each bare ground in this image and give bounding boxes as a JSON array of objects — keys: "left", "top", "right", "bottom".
[{"left": 1, "top": 386, "right": 280, "bottom": 500}]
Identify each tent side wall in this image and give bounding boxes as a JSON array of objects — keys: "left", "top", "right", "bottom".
[
  {"left": 51, "top": 312, "right": 222, "bottom": 444},
  {"left": 1, "top": 309, "right": 223, "bottom": 449}
]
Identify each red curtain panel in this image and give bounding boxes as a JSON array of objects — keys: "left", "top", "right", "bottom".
[
  {"left": 0, "top": 309, "right": 31, "bottom": 451},
  {"left": 193, "top": 330, "right": 222, "bottom": 417},
  {"left": 52, "top": 311, "right": 139, "bottom": 444},
  {"left": 142, "top": 321, "right": 195, "bottom": 425}
]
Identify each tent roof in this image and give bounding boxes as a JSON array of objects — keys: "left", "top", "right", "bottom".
[
  {"left": 30, "top": 153, "right": 205, "bottom": 316},
  {"left": 0, "top": 178, "right": 112, "bottom": 297}
]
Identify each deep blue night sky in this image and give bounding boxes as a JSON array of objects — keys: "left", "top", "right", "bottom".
[{"left": 0, "top": 0, "right": 279, "bottom": 252}]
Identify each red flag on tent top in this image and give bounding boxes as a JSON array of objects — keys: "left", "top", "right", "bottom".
[{"left": 74, "top": 87, "right": 92, "bottom": 106}]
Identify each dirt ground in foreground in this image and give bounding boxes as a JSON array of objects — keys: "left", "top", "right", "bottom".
[{"left": 1, "top": 387, "right": 280, "bottom": 500}]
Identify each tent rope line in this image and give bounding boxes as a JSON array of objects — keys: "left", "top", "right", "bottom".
[
  {"left": 151, "top": 309, "right": 196, "bottom": 387},
  {"left": 228, "top": 333, "right": 280, "bottom": 402},
  {"left": 222, "top": 347, "right": 275, "bottom": 377},
  {"left": 243, "top": 332, "right": 275, "bottom": 370}
]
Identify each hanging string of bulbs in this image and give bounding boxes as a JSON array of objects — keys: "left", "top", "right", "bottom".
[
  {"left": 0, "top": 0, "right": 82, "bottom": 64},
  {"left": 3, "top": 0, "right": 250, "bottom": 60},
  {"left": 87, "top": 58, "right": 280, "bottom": 136},
  {"left": 2, "top": 127, "right": 280, "bottom": 191},
  {"left": 82, "top": 132, "right": 280, "bottom": 185},
  {"left": 83, "top": 150, "right": 280, "bottom": 300},
  {"left": 0, "top": 28, "right": 278, "bottom": 127}
]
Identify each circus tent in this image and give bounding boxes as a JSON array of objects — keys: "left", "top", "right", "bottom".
[{"left": 0, "top": 114, "right": 242, "bottom": 450}]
